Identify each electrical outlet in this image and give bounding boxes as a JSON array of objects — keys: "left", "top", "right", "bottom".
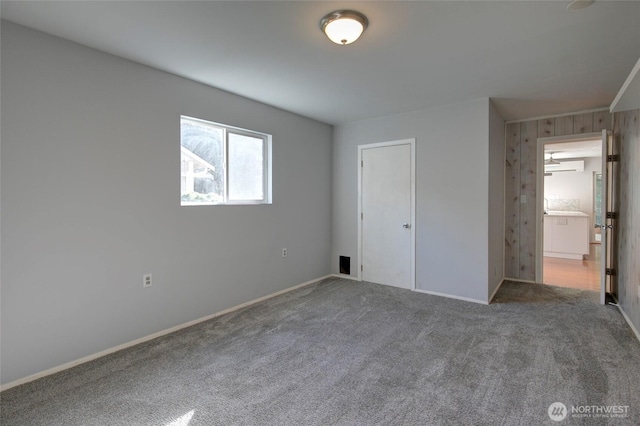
[
  {"left": 282, "top": 248, "right": 287, "bottom": 258},
  {"left": 143, "top": 273, "right": 152, "bottom": 288}
]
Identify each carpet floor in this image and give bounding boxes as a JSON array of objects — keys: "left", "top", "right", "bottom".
[{"left": 1, "top": 278, "right": 639, "bottom": 425}]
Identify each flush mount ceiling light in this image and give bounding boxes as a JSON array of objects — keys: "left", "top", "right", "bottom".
[
  {"left": 567, "top": 0, "right": 595, "bottom": 11},
  {"left": 320, "top": 10, "right": 369, "bottom": 45}
]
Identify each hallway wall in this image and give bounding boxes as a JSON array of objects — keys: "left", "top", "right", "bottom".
[
  {"left": 614, "top": 109, "right": 640, "bottom": 334},
  {"left": 505, "top": 110, "right": 611, "bottom": 280}
]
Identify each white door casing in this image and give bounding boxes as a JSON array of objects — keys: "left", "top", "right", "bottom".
[
  {"left": 599, "top": 129, "right": 610, "bottom": 305},
  {"left": 358, "top": 139, "right": 415, "bottom": 290},
  {"left": 535, "top": 131, "right": 608, "bottom": 305}
]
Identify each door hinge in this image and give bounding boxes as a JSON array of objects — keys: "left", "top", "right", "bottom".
[
  {"left": 607, "top": 155, "right": 619, "bottom": 162},
  {"left": 606, "top": 212, "right": 618, "bottom": 219},
  {"left": 361, "top": 212, "right": 363, "bottom": 220},
  {"left": 606, "top": 268, "right": 616, "bottom": 276},
  {"left": 361, "top": 264, "right": 363, "bottom": 272},
  {"left": 361, "top": 160, "right": 363, "bottom": 167}
]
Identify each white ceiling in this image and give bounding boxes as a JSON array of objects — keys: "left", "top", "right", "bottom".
[{"left": 1, "top": 1, "right": 639, "bottom": 125}]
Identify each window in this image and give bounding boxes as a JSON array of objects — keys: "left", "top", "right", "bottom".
[{"left": 180, "top": 116, "right": 271, "bottom": 205}]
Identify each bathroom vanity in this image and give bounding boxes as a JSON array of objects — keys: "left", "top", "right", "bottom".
[{"left": 543, "top": 211, "right": 590, "bottom": 260}]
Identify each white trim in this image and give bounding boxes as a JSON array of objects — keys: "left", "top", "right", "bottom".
[
  {"left": 610, "top": 56, "right": 640, "bottom": 113},
  {"left": 0, "top": 275, "right": 332, "bottom": 392},
  {"left": 534, "top": 132, "right": 604, "bottom": 287},
  {"left": 543, "top": 252, "right": 584, "bottom": 261},
  {"left": 489, "top": 279, "right": 505, "bottom": 304},
  {"left": 600, "top": 130, "right": 610, "bottom": 305},
  {"left": 616, "top": 305, "right": 640, "bottom": 344},
  {"left": 357, "top": 138, "right": 416, "bottom": 291},
  {"left": 536, "top": 132, "right": 602, "bottom": 145},
  {"left": 503, "top": 123, "right": 508, "bottom": 281},
  {"left": 331, "top": 273, "right": 361, "bottom": 281},
  {"left": 505, "top": 107, "right": 609, "bottom": 124},
  {"left": 535, "top": 131, "right": 544, "bottom": 286},
  {"left": 504, "top": 277, "right": 538, "bottom": 284},
  {"left": 413, "top": 288, "right": 488, "bottom": 305}
]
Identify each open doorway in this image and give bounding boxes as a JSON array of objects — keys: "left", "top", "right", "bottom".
[{"left": 537, "top": 135, "right": 603, "bottom": 292}]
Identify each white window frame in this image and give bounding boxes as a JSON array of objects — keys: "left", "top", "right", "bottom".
[{"left": 181, "top": 115, "right": 272, "bottom": 206}]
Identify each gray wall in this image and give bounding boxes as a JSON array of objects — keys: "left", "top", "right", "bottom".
[
  {"left": 0, "top": 22, "right": 333, "bottom": 385},
  {"left": 332, "top": 98, "right": 493, "bottom": 302},
  {"left": 488, "top": 101, "right": 506, "bottom": 299},
  {"left": 614, "top": 109, "right": 640, "bottom": 335}
]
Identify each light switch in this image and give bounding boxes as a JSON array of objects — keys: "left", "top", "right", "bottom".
[{"left": 520, "top": 195, "right": 527, "bottom": 204}]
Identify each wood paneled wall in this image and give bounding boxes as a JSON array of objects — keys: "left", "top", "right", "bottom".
[
  {"left": 504, "top": 110, "right": 612, "bottom": 281},
  {"left": 614, "top": 109, "right": 640, "bottom": 333}
]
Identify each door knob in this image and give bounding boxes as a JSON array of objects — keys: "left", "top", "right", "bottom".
[{"left": 403, "top": 223, "right": 411, "bottom": 229}]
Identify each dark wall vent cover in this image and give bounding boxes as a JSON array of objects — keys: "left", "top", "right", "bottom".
[{"left": 339, "top": 256, "right": 351, "bottom": 275}]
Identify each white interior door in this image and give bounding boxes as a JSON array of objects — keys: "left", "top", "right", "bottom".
[{"left": 359, "top": 140, "right": 415, "bottom": 289}]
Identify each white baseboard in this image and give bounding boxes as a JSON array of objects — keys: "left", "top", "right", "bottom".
[
  {"left": 544, "top": 252, "right": 583, "bottom": 261},
  {"left": 504, "top": 277, "right": 539, "bottom": 284},
  {"left": 413, "top": 288, "right": 489, "bottom": 305},
  {"left": 616, "top": 305, "right": 640, "bottom": 344},
  {"left": 0, "top": 274, "right": 332, "bottom": 392},
  {"left": 488, "top": 278, "right": 505, "bottom": 303},
  {"left": 331, "top": 273, "right": 361, "bottom": 281}
]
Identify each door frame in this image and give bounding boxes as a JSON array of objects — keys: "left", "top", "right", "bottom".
[
  {"left": 600, "top": 129, "right": 615, "bottom": 305},
  {"left": 535, "top": 132, "right": 604, "bottom": 302},
  {"left": 357, "top": 138, "right": 416, "bottom": 290}
]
